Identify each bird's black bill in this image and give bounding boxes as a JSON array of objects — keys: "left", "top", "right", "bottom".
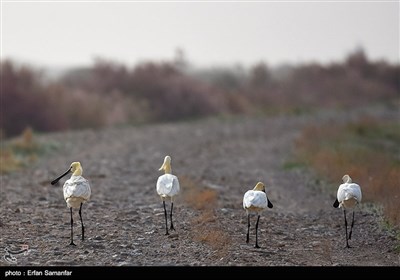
[
  {"left": 51, "top": 168, "right": 71, "bottom": 185},
  {"left": 333, "top": 199, "right": 339, "bottom": 208}
]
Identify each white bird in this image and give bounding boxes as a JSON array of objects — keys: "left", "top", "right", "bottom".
[
  {"left": 333, "top": 174, "right": 362, "bottom": 248},
  {"left": 51, "top": 162, "right": 91, "bottom": 246},
  {"left": 156, "top": 155, "right": 180, "bottom": 235},
  {"left": 243, "top": 182, "right": 273, "bottom": 248}
]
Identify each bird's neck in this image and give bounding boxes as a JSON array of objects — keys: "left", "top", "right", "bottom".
[
  {"left": 164, "top": 165, "right": 172, "bottom": 174},
  {"left": 73, "top": 167, "right": 83, "bottom": 176}
]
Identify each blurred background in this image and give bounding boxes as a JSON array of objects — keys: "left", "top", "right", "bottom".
[
  {"left": 1, "top": 1, "right": 398, "bottom": 138},
  {"left": 1, "top": 2, "right": 399, "bottom": 226}
]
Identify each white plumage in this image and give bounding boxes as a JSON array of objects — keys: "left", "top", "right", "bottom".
[
  {"left": 156, "top": 174, "right": 180, "bottom": 199},
  {"left": 63, "top": 175, "right": 91, "bottom": 209},
  {"left": 51, "top": 161, "right": 91, "bottom": 246},
  {"left": 333, "top": 174, "right": 362, "bottom": 248},
  {"left": 243, "top": 182, "right": 273, "bottom": 248},
  {"left": 336, "top": 176, "right": 362, "bottom": 209},
  {"left": 156, "top": 155, "right": 180, "bottom": 235},
  {"left": 243, "top": 190, "right": 268, "bottom": 211}
]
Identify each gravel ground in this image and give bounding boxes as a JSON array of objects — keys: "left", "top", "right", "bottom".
[{"left": 1, "top": 107, "right": 399, "bottom": 267}]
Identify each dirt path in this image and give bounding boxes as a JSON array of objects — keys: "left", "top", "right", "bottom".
[{"left": 1, "top": 109, "right": 399, "bottom": 266}]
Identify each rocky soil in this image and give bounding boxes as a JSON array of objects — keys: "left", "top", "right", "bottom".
[{"left": 1, "top": 107, "right": 399, "bottom": 267}]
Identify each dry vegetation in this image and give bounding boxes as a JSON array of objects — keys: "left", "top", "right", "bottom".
[
  {"left": 0, "top": 127, "right": 41, "bottom": 174},
  {"left": 295, "top": 116, "right": 400, "bottom": 229},
  {"left": 1, "top": 48, "right": 398, "bottom": 139},
  {"left": 1, "top": 105, "right": 399, "bottom": 266},
  {"left": 1, "top": 48, "right": 399, "bottom": 254},
  {"left": 181, "top": 176, "right": 232, "bottom": 256}
]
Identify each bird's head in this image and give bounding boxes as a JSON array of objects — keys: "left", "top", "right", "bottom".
[
  {"left": 253, "top": 181, "right": 266, "bottom": 192},
  {"left": 51, "top": 161, "right": 82, "bottom": 185},
  {"left": 70, "top": 162, "right": 83, "bottom": 176},
  {"left": 159, "top": 155, "right": 172, "bottom": 174},
  {"left": 342, "top": 174, "right": 352, "bottom": 183}
]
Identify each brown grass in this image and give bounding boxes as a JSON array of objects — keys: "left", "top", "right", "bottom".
[
  {"left": 185, "top": 188, "right": 217, "bottom": 210},
  {"left": 0, "top": 127, "right": 41, "bottom": 174},
  {"left": 11, "top": 127, "right": 37, "bottom": 152},
  {"left": 295, "top": 117, "right": 400, "bottom": 228},
  {"left": 180, "top": 175, "right": 232, "bottom": 257},
  {"left": 0, "top": 149, "right": 21, "bottom": 174}
]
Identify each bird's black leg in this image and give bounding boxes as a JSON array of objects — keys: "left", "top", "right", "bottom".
[
  {"left": 69, "top": 207, "right": 76, "bottom": 246},
  {"left": 349, "top": 210, "right": 355, "bottom": 240},
  {"left": 79, "top": 203, "right": 85, "bottom": 241},
  {"left": 343, "top": 209, "right": 350, "bottom": 248},
  {"left": 163, "top": 200, "right": 169, "bottom": 235},
  {"left": 169, "top": 202, "right": 175, "bottom": 231},
  {"left": 255, "top": 215, "right": 261, "bottom": 248},
  {"left": 246, "top": 214, "right": 250, "bottom": 244}
]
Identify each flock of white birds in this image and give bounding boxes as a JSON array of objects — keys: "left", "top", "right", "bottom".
[{"left": 50, "top": 156, "right": 362, "bottom": 249}]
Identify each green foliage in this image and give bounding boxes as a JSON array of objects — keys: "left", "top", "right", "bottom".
[{"left": 282, "top": 161, "right": 306, "bottom": 170}]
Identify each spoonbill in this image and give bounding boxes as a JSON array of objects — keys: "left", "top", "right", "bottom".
[
  {"left": 51, "top": 162, "right": 91, "bottom": 246},
  {"left": 243, "top": 181, "right": 273, "bottom": 248},
  {"left": 333, "top": 174, "right": 362, "bottom": 248},
  {"left": 156, "top": 155, "right": 180, "bottom": 235}
]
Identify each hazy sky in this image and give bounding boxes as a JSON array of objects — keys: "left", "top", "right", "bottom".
[{"left": 1, "top": 1, "right": 399, "bottom": 68}]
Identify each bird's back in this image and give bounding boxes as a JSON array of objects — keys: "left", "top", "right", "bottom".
[
  {"left": 243, "top": 190, "right": 267, "bottom": 211},
  {"left": 156, "top": 174, "right": 180, "bottom": 198},
  {"left": 63, "top": 175, "right": 91, "bottom": 208},
  {"left": 337, "top": 182, "right": 361, "bottom": 208}
]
